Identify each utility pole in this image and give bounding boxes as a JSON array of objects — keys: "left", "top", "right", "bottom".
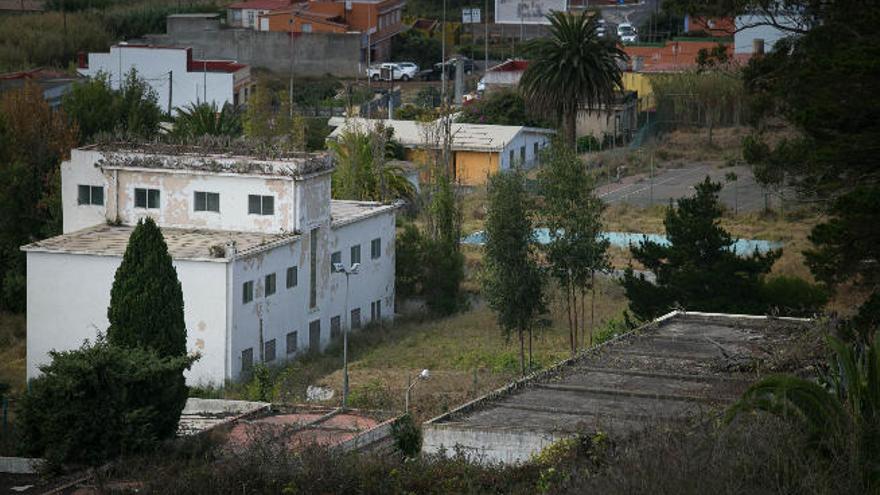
[
  {"left": 167, "top": 70, "right": 173, "bottom": 116},
  {"left": 484, "top": 0, "right": 489, "bottom": 74},
  {"left": 203, "top": 51, "right": 207, "bottom": 103},
  {"left": 289, "top": 18, "right": 294, "bottom": 118},
  {"left": 441, "top": 0, "right": 447, "bottom": 105}
]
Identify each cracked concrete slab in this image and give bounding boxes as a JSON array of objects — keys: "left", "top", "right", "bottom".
[{"left": 422, "top": 311, "right": 811, "bottom": 464}]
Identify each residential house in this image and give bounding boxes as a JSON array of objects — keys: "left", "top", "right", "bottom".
[
  {"left": 478, "top": 59, "right": 528, "bottom": 92},
  {"left": 576, "top": 91, "right": 638, "bottom": 145},
  {"left": 327, "top": 117, "right": 554, "bottom": 186},
  {"left": 23, "top": 145, "right": 399, "bottom": 385},
  {"left": 226, "top": 0, "right": 292, "bottom": 30},
  {"left": 77, "top": 44, "right": 252, "bottom": 114},
  {"left": 261, "top": 0, "right": 405, "bottom": 61}
]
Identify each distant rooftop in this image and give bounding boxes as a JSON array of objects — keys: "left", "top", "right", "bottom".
[
  {"left": 21, "top": 201, "right": 396, "bottom": 260},
  {"left": 82, "top": 144, "right": 334, "bottom": 179},
  {"left": 328, "top": 117, "right": 554, "bottom": 152},
  {"left": 225, "top": 0, "right": 291, "bottom": 9}
]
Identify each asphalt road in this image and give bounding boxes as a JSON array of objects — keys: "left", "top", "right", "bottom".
[{"left": 597, "top": 164, "right": 769, "bottom": 212}]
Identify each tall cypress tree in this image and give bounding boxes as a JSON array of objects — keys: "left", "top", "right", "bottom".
[{"left": 108, "top": 217, "right": 187, "bottom": 357}]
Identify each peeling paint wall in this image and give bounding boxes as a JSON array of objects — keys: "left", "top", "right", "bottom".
[
  {"left": 229, "top": 210, "right": 396, "bottom": 380},
  {"left": 62, "top": 149, "right": 301, "bottom": 234},
  {"left": 26, "top": 251, "right": 228, "bottom": 385}
]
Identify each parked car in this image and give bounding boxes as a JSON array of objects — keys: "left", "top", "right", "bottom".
[
  {"left": 367, "top": 62, "right": 419, "bottom": 82},
  {"left": 617, "top": 23, "right": 638, "bottom": 43},
  {"left": 418, "top": 56, "right": 476, "bottom": 81}
]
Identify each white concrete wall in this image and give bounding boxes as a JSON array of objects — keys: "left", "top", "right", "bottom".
[
  {"left": 422, "top": 425, "right": 564, "bottom": 465},
  {"left": 79, "top": 45, "right": 235, "bottom": 114},
  {"left": 229, "top": 210, "right": 396, "bottom": 380},
  {"left": 62, "top": 149, "right": 302, "bottom": 234},
  {"left": 499, "top": 130, "right": 551, "bottom": 171},
  {"left": 26, "top": 252, "right": 228, "bottom": 385}
]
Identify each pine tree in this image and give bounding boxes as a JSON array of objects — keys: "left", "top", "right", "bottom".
[
  {"left": 622, "top": 177, "right": 780, "bottom": 321},
  {"left": 107, "top": 217, "right": 187, "bottom": 358}
]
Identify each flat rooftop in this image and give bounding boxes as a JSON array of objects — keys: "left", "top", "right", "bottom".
[
  {"left": 21, "top": 201, "right": 395, "bottom": 260},
  {"left": 82, "top": 144, "right": 333, "bottom": 179},
  {"left": 423, "top": 312, "right": 812, "bottom": 462}
]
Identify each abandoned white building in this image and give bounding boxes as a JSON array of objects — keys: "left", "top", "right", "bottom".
[{"left": 23, "top": 145, "right": 398, "bottom": 385}]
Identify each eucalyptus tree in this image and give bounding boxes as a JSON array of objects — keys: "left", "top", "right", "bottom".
[
  {"left": 483, "top": 170, "right": 546, "bottom": 375},
  {"left": 538, "top": 141, "right": 608, "bottom": 353},
  {"left": 520, "top": 11, "right": 626, "bottom": 147}
]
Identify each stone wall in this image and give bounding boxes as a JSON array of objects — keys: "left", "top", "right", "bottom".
[{"left": 147, "top": 15, "right": 363, "bottom": 78}]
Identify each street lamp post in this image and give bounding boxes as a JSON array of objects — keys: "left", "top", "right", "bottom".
[
  {"left": 333, "top": 262, "right": 360, "bottom": 410},
  {"left": 405, "top": 369, "right": 430, "bottom": 413}
]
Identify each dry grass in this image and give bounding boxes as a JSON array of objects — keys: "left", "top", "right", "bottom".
[
  {"left": 602, "top": 203, "right": 822, "bottom": 281},
  {"left": 271, "top": 278, "right": 629, "bottom": 422}
]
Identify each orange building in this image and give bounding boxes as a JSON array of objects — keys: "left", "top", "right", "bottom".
[{"left": 261, "top": 0, "right": 405, "bottom": 61}]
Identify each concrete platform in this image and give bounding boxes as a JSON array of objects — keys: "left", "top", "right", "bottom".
[{"left": 422, "top": 311, "right": 811, "bottom": 464}]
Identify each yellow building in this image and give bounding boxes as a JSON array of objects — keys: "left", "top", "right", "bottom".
[{"left": 327, "top": 117, "right": 554, "bottom": 186}]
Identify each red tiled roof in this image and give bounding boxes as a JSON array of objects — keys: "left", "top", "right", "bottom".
[
  {"left": 625, "top": 40, "right": 733, "bottom": 72},
  {"left": 0, "top": 67, "right": 72, "bottom": 81},
  {"left": 488, "top": 59, "right": 529, "bottom": 73},
  {"left": 226, "top": 0, "right": 291, "bottom": 10}
]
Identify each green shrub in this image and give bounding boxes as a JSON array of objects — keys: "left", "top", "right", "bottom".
[
  {"left": 576, "top": 135, "right": 600, "bottom": 153},
  {"left": 391, "top": 413, "right": 422, "bottom": 457},
  {"left": 19, "top": 336, "right": 195, "bottom": 468},
  {"left": 759, "top": 275, "right": 828, "bottom": 317}
]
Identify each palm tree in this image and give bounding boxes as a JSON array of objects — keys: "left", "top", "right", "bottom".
[
  {"left": 328, "top": 128, "right": 415, "bottom": 202},
  {"left": 725, "top": 333, "right": 880, "bottom": 489},
  {"left": 173, "top": 102, "right": 242, "bottom": 138},
  {"left": 520, "top": 11, "right": 627, "bottom": 147}
]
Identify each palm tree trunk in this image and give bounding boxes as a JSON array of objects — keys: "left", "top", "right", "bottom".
[{"left": 565, "top": 108, "right": 578, "bottom": 150}]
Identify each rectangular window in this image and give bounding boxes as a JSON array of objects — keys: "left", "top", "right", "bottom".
[
  {"left": 248, "top": 194, "right": 274, "bottom": 215},
  {"left": 309, "top": 228, "right": 318, "bottom": 308},
  {"left": 194, "top": 191, "right": 220, "bottom": 212},
  {"left": 265, "top": 273, "right": 276, "bottom": 296},
  {"left": 520, "top": 146, "right": 526, "bottom": 164},
  {"left": 350, "top": 244, "right": 361, "bottom": 265},
  {"left": 286, "top": 331, "right": 298, "bottom": 354},
  {"left": 78, "top": 185, "right": 104, "bottom": 206},
  {"left": 371, "top": 300, "right": 383, "bottom": 322},
  {"left": 308, "top": 319, "right": 321, "bottom": 351},
  {"left": 351, "top": 308, "right": 361, "bottom": 330},
  {"left": 331, "top": 251, "right": 342, "bottom": 272},
  {"left": 135, "top": 188, "right": 160, "bottom": 209},
  {"left": 371, "top": 238, "right": 381, "bottom": 259},
  {"left": 533, "top": 142, "right": 539, "bottom": 158},
  {"left": 242, "top": 280, "right": 254, "bottom": 304},
  {"left": 509, "top": 149, "right": 514, "bottom": 166},
  {"left": 302, "top": 23, "right": 312, "bottom": 32},
  {"left": 264, "top": 339, "right": 276, "bottom": 362},
  {"left": 241, "top": 347, "right": 253, "bottom": 373},
  {"left": 331, "top": 315, "right": 341, "bottom": 340},
  {"left": 286, "top": 266, "right": 298, "bottom": 289}
]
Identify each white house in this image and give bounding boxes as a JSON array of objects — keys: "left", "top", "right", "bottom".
[
  {"left": 327, "top": 117, "right": 554, "bottom": 185},
  {"left": 77, "top": 44, "right": 253, "bottom": 114},
  {"left": 23, "top": 146, "right": 398, "bottom": 386},
  {"left": 226, "top": 0, "right": 291, "bottom": 30}
]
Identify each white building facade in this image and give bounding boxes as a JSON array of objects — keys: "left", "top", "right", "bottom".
[
  {"left": 24, "top": 147, "right": 397, "bottom": 385},
  {"left": 77, "top": 45, "right": 252, "bottom": 114}
]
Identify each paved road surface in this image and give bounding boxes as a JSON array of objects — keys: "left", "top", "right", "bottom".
[{"left": 597, "top": 164, "right": 768, "bottom": 212}]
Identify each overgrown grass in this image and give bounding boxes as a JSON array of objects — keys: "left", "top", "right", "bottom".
[
  {"left": 0, "top": 312, "right": 26, "bottom": 396},
  {"left": 203, "top": 278, "right": 628, "bottom": 422}
]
